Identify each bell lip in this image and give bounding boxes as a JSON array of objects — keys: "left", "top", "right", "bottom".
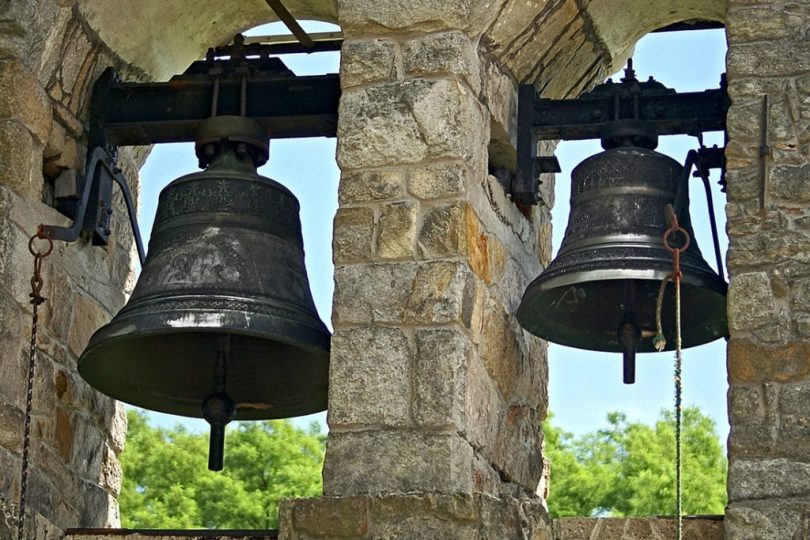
[
  {"left": 78, "top": 305, "right": 331, "bottom": 420},
  {"left": 517, "top": 275, "right": 728, "bottom": 353},
  {"left": 526, "top": 267, "right": 728, "bottom": 295}
]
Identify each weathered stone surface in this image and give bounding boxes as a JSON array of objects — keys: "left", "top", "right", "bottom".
[
  {"left": 328, "top": 326, "right": 411, "bottom": 427},
  {"left": 280, "top": 493, "right": 551, "bottom": 539},
  {"left": 67, "top": 294, "right": 110, "bottom": 357},
  {"left": 281, "top": 496, "right": 369, "bottom": 538},
  {"left": 413, "top": 328, "right": 469, "bottom": 428},
  {"left": 333, "top": 207, "right": 375, "bottom": 263},
  {"left": 333, "top": 263, "right": 417, "bottom": 324},
  {"left": 377, "top": 201, "right": 418, "bottom": 259},
  {"left": 338, "top": 0, "right": 491, "bottom": 33},
  {"left": 403, "top": 31, "right": 480, "bottom": 92},
  {"left": 407, "top": 161, "right": 467, "bottom": 201},
  {"left": 728, "top": 339, "right": 810, "bottom": 384},
  {"left": 770, "top": 164, "right": 810, "bottom": 202},
  {"left": 340, "top": 38, "right": 398, "bottom": 88},
  {"left": 324, "top": 430, "right": 474, "bottom": 496},
  {"left": 779, "top": 381, "right": 810, "bottom": 428},
  {"left": 479, "top": 301, "right": 521, "bottom": 401},
  {"left": 728, "top": 385, "right": 764, "bottom": 425},
  {"left": 0, "top": 59, "right": 52, "bottom": 145},
  {"left": 553, "top": 516, "right": 724, "bottom": 539},
  {"left": 727, "top": 39, "right": 810, "bottom": 78},
  {"left": 337, "top": 79, "right": 485, "bottom": 169},
  {"left": 729, "top": 458, "right": 810, "bottom": 501},
  {"left": 403, "top": 261, "right": 475, "bottom": 326},
  {"left": 727, "top": 272, "right": 777, "bottom": 334},
  {"left": 339, "top": 169, "right": 403, "bottom": 204},
  {"left": 726, "top": 500, "right": 810, "bottom": 540},
  {"left": 0, "top": 120, "right": 41, "bottom": 200},
  {"left": 418, "top": 201, "right": 467, "bottom": 257}
]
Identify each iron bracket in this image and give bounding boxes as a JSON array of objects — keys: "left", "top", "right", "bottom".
[
  {"left": 515, "top": 62, "right": 730, "bottom": 205},
  {"left": 43, "top": 35, "right": 341, "bottom": 253}
]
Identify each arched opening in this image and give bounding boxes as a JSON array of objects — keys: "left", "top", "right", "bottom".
[{"left": 544, "top": 27, "right": 729, "bottom": 517}]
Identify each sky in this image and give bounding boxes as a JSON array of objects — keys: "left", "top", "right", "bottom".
[{"left": 134, "top": 24, "right": 729, "bottom": 443}]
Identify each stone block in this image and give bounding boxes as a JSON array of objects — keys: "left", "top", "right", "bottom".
[
  {"left": 770, "top": 164, "right": 810, "bottom": 202},
  {"left": 377, "top": 201, "right": 418, "bottom": 259},
  {"left": 340, "top": 38, "right": 397, "bottom": 88},
  {"left": 728, "top": 5, "right": 804, "bottom": 43},
  {"left": 338, "top": 0, "right": 488, "bottom": 33},
  {"left": 728, "top": 339, "right": 810, "bottom": 384},
  {"left": 479, "top": 300, "right": 521, "bottom": 401},
  {"left": 323, "top": 430, "right": 473, "bottom": 496},
  {"left": 728, "top": 384, "right": 765, "bottom": 425},
  {"left": 280, "top": 496, "right": 370, "bottom": 539},
  {"left": 0, "top": 401, "right": 24, "bottom": 455},
  {"left": 726, "top": 500, "right": 810, "bottom": 540},
  {"left": 403, "top": 261, "right": 475, "bottom": 326},
  {"left": 464, "top": 351, "right": 503, "bottom": 455},
  {"left": 99, "top": 444, "right": 122, "bottom": 495},
  {"left": 418, "top": 201, "right": 467, "bottom": 257},
  {"left": 0, "top": 120, "right": 41, "bottom": 200},
  {"left": 729, "top": 458, "right": 810, "bottom": 501},
  {"left": 67, "top": 294, "right": 110, "bottom": 357},
  {"left": 727, "top": 39, "right": 810, "bottom": 78},
  {"left": 493, "top": 404, "right": 543, "bottom": 494},
  {"left": 333, "top": 206, "right": 375, "bottom": 264},
  {"left": 728, "top": 424, "right": 777, "bottom": 459},
  {"left": 779, "top": 382, "right": 810, "bottom": 428},
  {"left": 328, "top": 326, "right": 411, "bottom": 427},
  {"left": 339, "top": 169, "right": 403, "bottom": 204},
  {"left": 333, "top": 262, "right": 417, "bottom": 324},
  {"left": 281, "top": 493, "right": 552, "bottom": 539},
  {"left": 337, "top": 79, "right": 485, "bottom": 169},
  {"left": 413, "top": 328, "right": 469, "bottom": 428},
  {"left": 727, "top": 272, "right": 777, "bottom": 333},
  {"left": 407, "top": 161, "right": 467, "bottom": 200},
  {"left": 403, "top": 31, "right": 480, "bottom": 92},
  {"left": 0, "top": 59, "right": 52, "bottom": 145}
]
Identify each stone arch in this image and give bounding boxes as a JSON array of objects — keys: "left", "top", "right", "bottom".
[
  {"left": 76, "top": 0, "right": 339, "bottom": 80},
  {"left": 482, "top": 0, "right": 726, "bottom": 98}
]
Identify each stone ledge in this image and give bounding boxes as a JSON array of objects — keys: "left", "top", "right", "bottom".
[
  {"left": 553, "top": 516, "right": 724, "bottom": 540},
  {"left": 279, "top": 493, "right": 551, "bottom": 539},
  {"left": 65, "top": 530, "right": 278, "bottom": 540}
]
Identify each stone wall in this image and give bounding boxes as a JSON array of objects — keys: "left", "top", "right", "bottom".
[
  {"left": 321, "top": 1, "right": 556, "bottom": 503},
  {"left": 0, "top": 2, "right": 145, "bottom": 537},
  {"left": 724, "top": 0, "right": 810, "bottom": 537}
]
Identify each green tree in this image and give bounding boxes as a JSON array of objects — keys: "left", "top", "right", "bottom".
[
  {"left": 544, "top": 407, "right": 727, "bottom": 518},
  {"left": 119, "top": 411, "right": 325, "bottom": 529}
]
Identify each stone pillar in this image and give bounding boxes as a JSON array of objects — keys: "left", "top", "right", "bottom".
[
  {"left": 724, "top": 1, "right": 810, "bottom": 537},
  {"left": 0, "top": 3, "right": 143, "bottom": 536},
  {"left": 281, "top": 0, "right": 552, "bottom": 537}
]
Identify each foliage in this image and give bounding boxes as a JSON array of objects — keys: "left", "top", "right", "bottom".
[
  {"left": 544, "top": 406, "right": 727, "bottom": 518},
  {"left": 119, "top": 410, "right": 325, "bottom": 529}
]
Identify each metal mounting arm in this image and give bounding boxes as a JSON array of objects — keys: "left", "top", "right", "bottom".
[{"left": 42, "top": 146, "right": 146, "bottom": 265}]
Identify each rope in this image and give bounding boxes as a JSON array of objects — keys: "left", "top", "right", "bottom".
[
  {"left": 18, "top": 228, "right": 52, "bottom": 540},
  {"left": 659, "top": 205, "right": 688, "bottom": 540}
]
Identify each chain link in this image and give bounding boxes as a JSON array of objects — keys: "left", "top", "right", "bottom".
[{"left": 18, "top": 228, "right": 52, "bottom": 540}]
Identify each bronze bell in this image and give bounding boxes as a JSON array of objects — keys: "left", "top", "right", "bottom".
[
  {"left": 516, "top": 134, "right": 727, "bottom": 384},
  {"left": 78, "top": 116, "right": 330, "bottom": 469}
]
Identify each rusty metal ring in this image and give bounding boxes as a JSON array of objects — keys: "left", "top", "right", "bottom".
[
  {"left": 28, "top": 229, "right": 53, "bottom": 258},
  {"left": 663, "top": 225, "right": 690, "bottom": 254}
]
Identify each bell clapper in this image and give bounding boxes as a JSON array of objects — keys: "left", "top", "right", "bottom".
[
  {"left": 202, "top": 392, "right": 235, "bottom": 471},
  {"left": 617, "top": 320, "right": 642, "bottom": 385},
  {"left": 202, "top": 339, "right": 235, "bottom": 471}
]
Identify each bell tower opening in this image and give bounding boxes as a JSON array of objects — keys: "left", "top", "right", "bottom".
[{"left": 544, "top": 27, "right": 729, "bottom": 517}]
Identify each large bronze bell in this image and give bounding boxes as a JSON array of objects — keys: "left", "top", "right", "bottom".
[
  {"left": 79, "top": 116, "right": 330, "bottom": 469},
  {"left": 517, "top": 137, "right": 727, "bottom": 383}
]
